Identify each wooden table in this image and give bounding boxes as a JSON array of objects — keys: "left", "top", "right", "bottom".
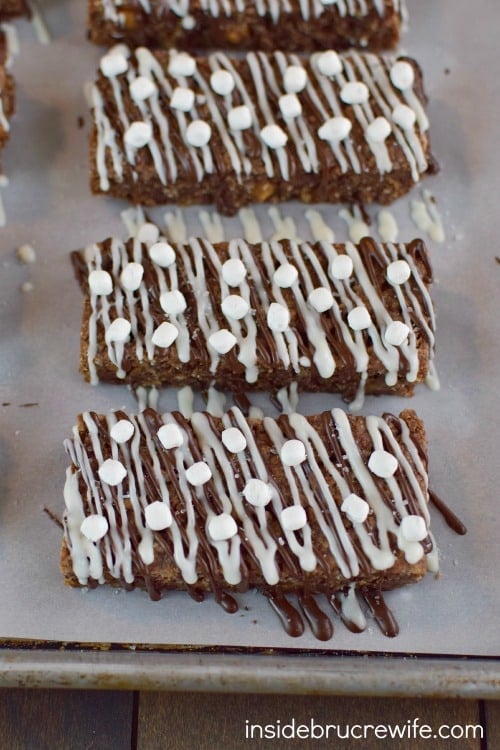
[{"left": 0, "top": 690, "right": 498, "bottom": 748}]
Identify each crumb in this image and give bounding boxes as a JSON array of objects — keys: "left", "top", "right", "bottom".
[
  {"left": 21, "top": 281, "right": 34, "bottom": 293},
  {"left": 444, "top": 67, "right": 450, "bottom": 75},
  {"left": 17, "top": 243, "right": 36, "bottom": 265},
  {"left": 19, "top": 402, "right": 39, "bottom": 407},
  {"left": 2, "top": 402, "right": 10, "bottom": 406},
  {"left": 495, "top": 257, "right": 500, "bottom": 265},
  {"left": 77, "top": 115, "right": 85, "bottom": 129}
]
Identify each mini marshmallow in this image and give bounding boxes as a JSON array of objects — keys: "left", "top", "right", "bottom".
[
  {"left": 330, "top": 254, "right": 354, "bottom": 280},
  {"left": 137, "top": 222, "right": 160, "bottom": 246},
  {"left": 89, "top": 269, "right": 113, "bottom": 295},
  {"left": 368, "top": 449, "right": 398, "bottom": 478},
  {"left": 100, "top": 52, "right": 128, "bottom": 77},
  {"left": 181, "top": 14, "right": 195, "bottom": 29},
  {"left": 80, "top": 514, "right": 109, "bottom": 542},
  {"left": 98, "top": 458, "right": 127, "bottom": 486},
  {"left": 185, "top": 120, "right": 212, "bottom": 147},
  {"left": 110, "top": 419, "right": 135, "bottom": 444},
  {"left": 280, "top": 505, "right": 307, "bottom": 531},
  {"left": 401, "top": 514, "right": 428, "bottom": 542},
  {"left": 308, "top": 287, "right": 334, "bottom": 313},
  {"left": 260, "top": 124, "right": 288, "bottom": 149},
  {"left": 340, "top": 81, "right": 369, "bottom": 105},
  {"left": 106, "top": 317, "right": 131, "bottom": 343},
  {"left": 160, "top": 289, "right": 187, "bottom": 315},
  {"left": 157, "top": 422, "right": 184, "bottom": 449},
  {"left": 386, "top": 259, "right": 411, "bottom": 285},
  {"left": 170, "top": 86, "right": 195, "bottom": 112},
  {"left": 385, "top": 320, "right": 410, "bottom": 346},
  {"left": 210, "top": 69, "right": 235, "bottom": 96},
  {"left": 145, "top": 501, "right": 173, "bottom": 531},
  {"left": 392, "top": 103, "right": 416, "bottom": 130},
  {"left": 341, "top": 493, "right": 370, "bottom": 524},
  {"left": 365, "top": 116, "right": 391, "bottom": 143},
  {"left": 347, "top": 305, "right": 372, "bottom": 331},
  {"left": 228, "top": 105, "right": 252, "bottom": 131},
  {"left": 221, "top": 294, "right": 250, "bottom": 320},
  {"left": 208, "top": 329, "right": 237, "bottom": 354},
  {"left": 317, "top": 116, "right": 352, "bottom": 142},
  {"left": 168, "top": 51, "right": 196, "bottom": 77},
  {"left": 273, "top": 263, "right": 298, "bottom": 288},
  {"left": 149, "top": 241, "right": 176, "bottom": 268},
  {"left": 120, "top": 262, "right": 144, "bottom": 291},
  {"left": 267, "top": 302, "right": 290, "bottom": 332},
  {"left": 279, "top": 93, "right": 302, "bottom": 120},
  {"left": 221, "top": 427, "right": 247, "bottom": 454},
  {"left": 151, "top": 321, "right": 179, "bottom": 348},
  {"left": 124, "top": 121, "right": 152, "bottom": 148},
  {"left": 283, "top": 65, "right": 307, "bottom": 93},
  {"left": 130, "top": 75, "right": 157, "bottom": 102},
  {"left": 185, "top": 461, "right": 212, "bottom": 486},
  {"left": 222, "top": 258, "right": 247, "bottom": 286},
  {"left": 390, "top": 60, "right": 415, "bottom": 90},
  {"left": 243, "top": 478, "right": 273, "bottom": 507},
  {"left": 316, "top": 50, "right": 343, "bottom": 77},
  {"left": 280, "top": 439, "right": 306, "bottom": 466},
  {"left": 208, "top": 513, "right": 238, "bottom": 541}
]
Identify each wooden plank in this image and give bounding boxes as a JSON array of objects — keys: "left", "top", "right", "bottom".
[
  {"left": 0, "top": 688, "right": 134, "bottom": 750},
  {"left": 484, "top": 701, "right": 500, "bottom": 749},
  {"left": 138, "top": 693, "right": 484, "bottom": 749}
]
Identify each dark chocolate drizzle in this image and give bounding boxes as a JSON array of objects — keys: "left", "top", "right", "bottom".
[
  {"left": 298, "top": 592, "right": 334, "bottom": 641},
  {"left": 429, "top": 489, "right": 467, "bottom": 535},
  {"left": 361, "top": 588, "right": 399, "bottom": 638},
  {"left": 265, "top": 591, "right": 305, "bottom": 638}
]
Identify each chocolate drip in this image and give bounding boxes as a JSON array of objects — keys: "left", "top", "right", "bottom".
[
  {"left": 429, "top": 489, "right": 467, "bottom": 535},
  {"left": 329, "top": 592, "right": 365, "bottom": 634},
  {"left": 216, "top": 591, "right": 239, "bottom": 614},
  {"left": 298, "top": 592, "right": 334, "bottom": 641},
  {"left": 265, "top": 591, "right": 305, "bottom": 638},
  {"left": 361, "top": 588, "right": 399, "bottom": 638}
]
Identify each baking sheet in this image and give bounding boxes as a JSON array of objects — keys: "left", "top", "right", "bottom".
[{"left": 0, "top": 0, "right": 499, "bottom": 657}]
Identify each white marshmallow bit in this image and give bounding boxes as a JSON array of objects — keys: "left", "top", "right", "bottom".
[
  {"left": 221, "top": 294, "right": 249, "bottom": 320},
  {"left": 386, "top": 259, "right": 411, "bottom": 285},
  {"left": 210, "top": 69, "right": 235, "bottom": 96},
  {"left": 267, "top": 302, "right": 290, "bottom": 332},
  {"left": 120, "top": 262, "right": 144, "bottom": 291},
  {"left": 318, "top": 116, "right": 352, "bottom": 142},
  {"left": 401, "top": 514, "right": 428, "bottom": 542},
  {"left": 392, "top": 103, "right": 416, "bottom": 130},
  {"left": 273, "top": 263, "right": 298, "bottom": 288},
  {"left": 168, "top": 51, "right": 196, "bottom": 78},
  {"left": 89, "top": 269, "right": 113, "bottom": 296},
  {"left": 260, "top": 124, "right": 288, "bottom": 149},
  {"left": 279, "top": 93, "right": 302, "bottom": 120},
  {"left": 160, "top": 289, "right": 187, "bottom": 315},
  {"left": 17, "top": 244, "right": 36, "bottom": 264},
  {"left": 145, "top": 501, "right": 173, "bottom": 531},
  {"left": 341, "top": 493, "right": 369, "bottom": 524},
  {"left": 347, "top": 305, "right": 372, "bottom": 331},
  {"left": 98, "top": 458, "right": 127, "bottom": 486},
  {"left": 124, "top": 121, "right": 152, "bottom": 149},
  {"left": 185, "top": 461, "right": 212, "bottom": 486},
  {"left": 330, "top": 254, "right": 353, "bottom": 280},
  {"left": 208, "top": 513, "right": 238, "bottom": 541},
  {"left": 170, "top": 86, "right": 195, "bottom": 112},
  {"left": 208, "top": 329, "right": 237, "bottom": 354},
  {"left": 222, "top": 258, "right": 247, "bottom": 286},
  {"left": 228, "top": 105, "right": 252, "bottom": 131},
  {"left": 390, "top": 60, "right": 415, "bottom": 91},
  {"left": 185, "top": 120, "right": 212, "bottom": 147},
  {"left": 137, "top": 222, "right": 160, "bottom": 246},
  {"left": 280, "top": 439, "right": 306, "bottom": 467},
  {"left": 243, "top": 478, "right": 273, "bottom": 507},
  {"left": 130, "top": 75, "right": 157, "bottom": 102},
  {"left": 308, "top": 287, "right": 334, "bottom": 313},
  {"left": 280, "top": 505, "right": 307, "bottom": 531},
  {"left": 366, "top": 116, "right": 391, "bottom": 143},
  {"left": 385, "top": 320, "right": 410, "bottom": 346},
  {"left": 316, "top": 49, "right": 343, "bottom": 77},
  {"left": 106, "top": 317, "right": 131, "bottom": 343},
  {"left": 151, "top": 321, "right": 179, "bottom": 348},
  {"left": 100, "top": 52, "right": 128, "bottom": 78},
  {"left": 149, "top": 241, "right": 176, "bottom": 268},
  {"left": 157, "top": 422, "right": 184, "bottom": 449},
  {"left": 340, "top": 81, "right": 369, "bottom": 105},
  {"left": 221, "top": 427, "right": 247, "bottom": 454},
  {"left": 368, "top": 449, "right": 398, "bottom": 478},
  {"left": 110, "top": 419, "right": 135, "bottom": 444},
  {"left": 80, "top": 514, "right": 109, "bottom": 542},
  {"left": 283, "top": 65, "right": 307, "bottom": 93}
]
